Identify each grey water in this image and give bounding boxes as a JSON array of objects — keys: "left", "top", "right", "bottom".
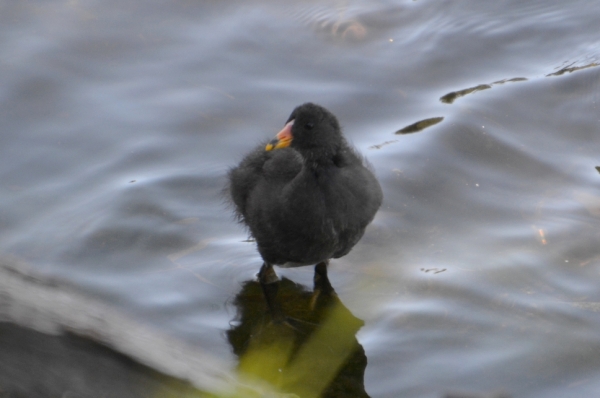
[{"left": 1, "top": 0, "right": 600, "bottom": 397}]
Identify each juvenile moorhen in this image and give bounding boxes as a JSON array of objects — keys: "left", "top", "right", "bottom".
[{"left": 228, "top": 103, "right": 382, "bottom": 313}]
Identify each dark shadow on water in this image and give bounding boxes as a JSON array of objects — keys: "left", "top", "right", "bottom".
[
  {"left": 227, "top": 269, "right": 369, "bottom": 398},
  {"left": 0, "top": 322, "right": 204, "bottom": 398},
  {"left": 0, "top": 258, "right": 228, "bottom": 397}
]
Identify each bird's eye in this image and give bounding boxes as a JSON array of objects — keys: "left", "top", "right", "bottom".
[{"left": 305, "top": 122, "right": 314, "bottom": 130}]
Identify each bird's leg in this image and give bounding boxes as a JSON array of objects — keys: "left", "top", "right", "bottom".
[
  {"left": 258, "top": 262, "right": 284, "bottom": 321},
  {"left": 258, "top": 262, "right": 314, "bottom": 330},
  {"left": 311, "top": 260, "right": 335, "bottom": 309},
  {"left": 258, "top": 261, "right": 279, "bottom": 284},
  {"left": 313, "top": 260, "right": 333, "bottom": 293}
]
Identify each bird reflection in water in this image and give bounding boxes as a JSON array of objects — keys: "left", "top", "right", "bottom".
[{"left": 227, "top": 262, "right": 369, "bottom": 398}]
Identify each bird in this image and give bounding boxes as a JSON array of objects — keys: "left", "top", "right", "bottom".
[{"left": 228, "top": 103, "right": 382, "bottom": 315}]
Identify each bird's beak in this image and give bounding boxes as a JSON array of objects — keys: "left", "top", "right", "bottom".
[{"left": 265, "top": 120, "right": 294, "bottom": 151}]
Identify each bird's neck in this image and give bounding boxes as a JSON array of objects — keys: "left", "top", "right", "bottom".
[{"left": 300, "top": 144, "right": 341, "bottom": 169}]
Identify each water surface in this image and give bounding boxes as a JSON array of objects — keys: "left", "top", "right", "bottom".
[{"left": 1, "top": 0, "right": 600, "bottom": 397}]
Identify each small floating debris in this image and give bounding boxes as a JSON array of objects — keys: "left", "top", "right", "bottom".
[
  {"left": 395, "top": 116, "right": 444, "bottom": 135},
  {"left": 369, "top": 139, "right": 399, "bottom": 149},
  {"left": 546, "top": 62, "right": 599, "bottom": 77},
  {"left": 538, "top": 229, "right": 547, "bottom": 245},
  {"left": 492, "top": 77, "right": 528, "bottom": 84},
  {"left": 440, "top": 84, "right": 492, "bottom": 104},
  {"left": 420, "top": 267, "right": 446, "bottom": 274},
  {"left": 440, "top": 77, "right": 527, "bottom": 104}
]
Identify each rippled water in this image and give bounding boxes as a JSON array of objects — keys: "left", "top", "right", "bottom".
[{"left": 2, "top": 0, "right": 600, "bottom": 396}]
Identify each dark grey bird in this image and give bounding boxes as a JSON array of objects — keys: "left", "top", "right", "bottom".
[{"left": 228, "top": 103, "right": 382, "bottom": 314}]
